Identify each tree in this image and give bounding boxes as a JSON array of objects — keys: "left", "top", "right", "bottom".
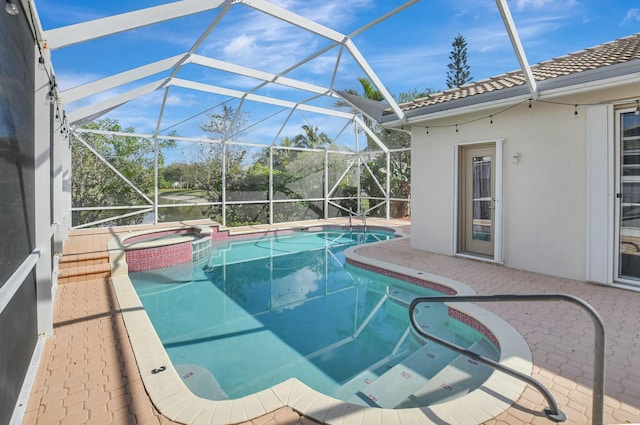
[
  {"left": 161, "top": 162, "right": 191, "bottom": 188},
  {"left": 340, "top": 78, "right": 433, "bottom": 218},
  {"left": 248, "top": 124, "right": 335, "bottom": 222},
  {"left": 195, "top": 105, "right": 251, "bottom": 223},
  {"left": 339, "top": 77, "right": 384, "bottom": 151},
  {"left": 291, "top": 125, "right": 331, "bottom": 149},
  {"left": 71, "top": 118, "right": 176, "bottom": 226},
  {"left": 446, "top": 34, "right": 472, "bottom": 89}
]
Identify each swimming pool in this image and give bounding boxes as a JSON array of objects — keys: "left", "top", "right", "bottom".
[{"left": 129, "top": 228, "right": 499, "bottom": 409}]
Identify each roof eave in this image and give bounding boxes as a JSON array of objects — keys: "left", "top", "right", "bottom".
[
  {"left": 383, "top": 59, "right": 640, "bottom": 128},
  {"left": 382, "top": 87, "right": 531, "bottom": 127}
]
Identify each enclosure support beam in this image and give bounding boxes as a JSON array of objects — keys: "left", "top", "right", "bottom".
[
  {"left": 44, "top": 0, "right": 233, "bottom": 49},
  {"left": 72, "top": 133, "right": 154, "bottom": 205},
  {"left": 386, "top": 152, "right": 391, "bottom": 220},
  {"left": 171, "top": 78, "right": 355, "bottom": 119},
  {"left": 222, "top": 142, "right": 227, "bottom": 227},
  {"left": 269, "top": 147, "right": 274, "bottom": 225},
  {"left": 324, "top": 150, "right": 329, "bottom": 220},
  {"left": 61, "top": 55, "right": 184, "bottom": 104},
  {"left": 67, "top": 79, "right": 169, "bottom": 126},
  {"left": 189, "top": 55, "right": 336, "bottom": 97},
  {"left": 495, "top": 0, "right": 538, "bottom": 99},
  {"left": 353, "top": 116, "right": 388, "bottom": 152}
]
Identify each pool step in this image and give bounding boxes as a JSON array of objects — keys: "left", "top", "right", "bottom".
[
  {"left": 58, "top": 251, "right": 111, "bottom": 284},
  {"left": 347, "top": 341, "right": 458, "bottom": 408},
  {"left": 331, "top": 353, "right": 409, "bottom": 401},
  {"left": 205, "top": 246, "right": 232, "bottom": 269},
  {"left": 395, "top": 338, "right": 498, "bottom": 408},
  {"left": 387, "top": 285, "right": 419, "bottom": 306}
]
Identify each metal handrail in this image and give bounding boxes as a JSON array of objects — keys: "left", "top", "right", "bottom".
[
  {"left": 348, "top": 208, "right": 367, "bottom": 233},
  {"left": 362, "top": 209, "right": 367, "bottom": 232},
  {"left": 409, "top": 294, "right": 606, "bottom": 424}
]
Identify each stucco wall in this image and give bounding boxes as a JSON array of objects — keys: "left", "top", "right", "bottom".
[{"left": 411, "top": 99, "right": 588, "bottom": 281}]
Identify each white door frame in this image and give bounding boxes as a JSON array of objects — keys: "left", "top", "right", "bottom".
[
  {"left": 613, "top": 106, "right": 640, "bottom": 287},
  {"left": 453, "top": 139, "right": 504, "bottom": 263}
]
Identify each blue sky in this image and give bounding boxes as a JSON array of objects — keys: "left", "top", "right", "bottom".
[{"left": 36, "top": 0, "right": 640, "bottom": 148}]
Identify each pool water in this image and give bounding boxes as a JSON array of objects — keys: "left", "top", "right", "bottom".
[{"left": 130, "top": 229, "right": 498, "bottom": 408}]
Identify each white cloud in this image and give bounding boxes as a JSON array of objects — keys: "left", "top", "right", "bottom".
[
  {"left": 514, "top": 0, "right": 576, "bottom": 10},
  {"left": 36, "top": 1, "right": 104, "bottom": 27},
  {"left": 163, "top": 93, "right": 199, "bottom": 107},
  {"left": 510, "top": 15, "right": 569, "bottom": 42},
  {"left": 221, "top": 34, "right": 259, "bottom": 60},
  {"left": 55, "top": 71, "right": 103, "bottom": 92},
  {"left": 293, "top": 0, "right": 373, "bottom": 27},
  {"left": 200, "top": 0, "right": 382, "bottom": 77},
  {"left": 621, "top": 8, "right": 640, "bottom": 25}
]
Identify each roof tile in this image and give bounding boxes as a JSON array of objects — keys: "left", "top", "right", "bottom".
[{"left": 400, "top": 33, "right": 640, "bottom": 111}]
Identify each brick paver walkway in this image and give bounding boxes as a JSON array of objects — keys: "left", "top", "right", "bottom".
[
  {"left": 356, "top": 238, "right": 640, "bottom": 424},
  {"left": 22, "top": 221, "right": 640, "bottom": 424}
]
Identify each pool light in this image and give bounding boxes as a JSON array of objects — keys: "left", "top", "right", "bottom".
[{"left": 5, "top": 0, "right": 19, "bottom": 15}]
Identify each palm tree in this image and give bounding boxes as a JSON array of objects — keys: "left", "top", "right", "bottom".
[
  {"left": 291, "top": 124, "right": 331, "bottom": 149},
  {"left": 338, "top": 77, "right": 385, "bottom": 151},
  {"left": 340, "top": 78, "right": 433, "bottom": 218}
]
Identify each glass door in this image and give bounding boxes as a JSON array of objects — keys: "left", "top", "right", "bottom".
[
  {"left": 459, "top": 144, "right": 495, "bottom": 257},
  {"left": 618, "top": 110, "right": 640, "bottom": 281}
]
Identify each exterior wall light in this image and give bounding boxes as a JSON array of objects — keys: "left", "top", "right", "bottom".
[
  {"left": 5, "top": 0, "right": 19, "bottom": 15},
  {"left": 512, "top": 153, "right": 521, "bottom": 164}
]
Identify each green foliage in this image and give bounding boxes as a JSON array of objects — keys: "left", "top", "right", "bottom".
[
  {"left": 71, "top": 118, "right": 176, "bottom": 226},
  {"left": 291, "top": 125, "right": 332, "bottom": 149},
  {"left": 446, "top": 33, "right": 472, "bottom": 89},
  {"left": 192, "top": 106, "right": 252, "bottom": 224},
  {"left": 339, "top": 78, "right": 420, "bottom": 218}
]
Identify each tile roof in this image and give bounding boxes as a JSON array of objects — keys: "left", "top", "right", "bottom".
[{"left": 400, "top": 32, "right": 640, "bottom": 112}]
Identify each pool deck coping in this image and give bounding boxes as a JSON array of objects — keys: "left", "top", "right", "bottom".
[{"left": 107, "top": 225, "right": 533, "bottom": 425}]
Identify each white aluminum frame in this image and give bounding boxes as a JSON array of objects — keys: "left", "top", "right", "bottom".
[
  {"left": 36, "top": 0, "right": 536, "bottom": 236},
  {"left": 46, "top": 1, "right": 412, "bottom": 129},
  {"left": 70, "top": 123, "right": 409, "bottom": 228}
]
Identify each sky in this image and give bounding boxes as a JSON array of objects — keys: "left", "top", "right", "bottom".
[{"left": 34, "top": 0, "right": 640, "bottom": 152}]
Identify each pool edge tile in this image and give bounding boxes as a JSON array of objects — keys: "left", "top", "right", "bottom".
[
  {"left": 270, "top": 378, "right": 295, "bottom": 404},
  {"left": 416, "top": 405, "right": 460, "bottom": 425},
  {"left": 251, "top": 388, "right": 285, "bottom": 417},
  {"left": 108, "top": 229, "right": 534, "bottom": 425},
  {"left": 294, "top": 392, "right": 342, "bottom": 424},
  {"left": 361, "top": 406, "right": 383, "bottom": 425},
  {"left": 287, "top": 378, "right": 315, "bottom": 406},
  {"left": 323, "top": 402, "right": 366, "bottom": 425},
  {"left": 163, "top": 397, "right": 203, "bottom": 422},
  {"left": 228, "top": 399, "right": 249, "bottom": 424},
  {"left": 288, "top": 390, "right": 321, "bottom": 417},
  {"left": 155, "top": 390, "right": 193, "bottom": 419},
  {"left": 172, "top": 398, "right": 211, "bottom": 424},
  {"left": 207, "top": 400, "right": 233, "bottom": 425},
  {"left": 189, "top": 402, "right": 217, "bottom": 425},
  {"left": 377, "top": 409, "right": 401, "bottom": 425}
]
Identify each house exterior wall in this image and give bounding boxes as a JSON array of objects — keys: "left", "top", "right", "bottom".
[
  {"left": 411, "top": 98, "right": 592, "bottom": 281},
  {"left": 411, "top": 83, "right": 640, "bottom": 282}
]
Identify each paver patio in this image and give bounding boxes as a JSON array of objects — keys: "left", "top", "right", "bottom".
[{"left": 21, "top": 220, "right": 640, "bottom": 425}]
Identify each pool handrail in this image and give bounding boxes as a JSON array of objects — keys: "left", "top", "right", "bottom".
[
  {"left": 348, "top": 208, "right": 367, "bottom": 232},
  {"left": 409, "top": 293, "right": 606, "bottom": 424}
]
